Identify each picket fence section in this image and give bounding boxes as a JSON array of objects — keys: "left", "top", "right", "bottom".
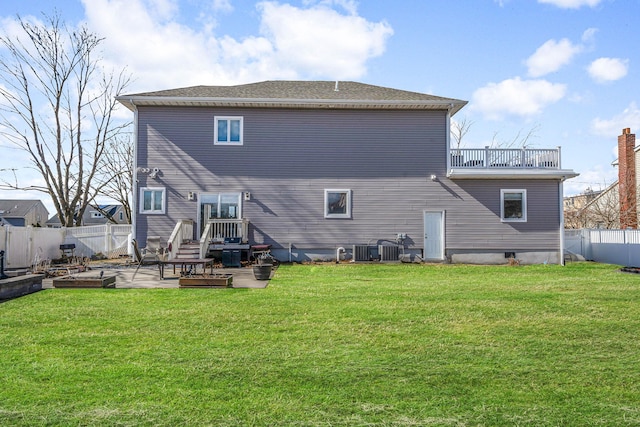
[
  {"left": 0, "top": 224, "right": 132, "bottom": 269},
  {"left": 65, "top": 224, "right": 132, "bottom": 259},
  {"left": 565, "top": 229, "right": 640, "bottom": 267}
]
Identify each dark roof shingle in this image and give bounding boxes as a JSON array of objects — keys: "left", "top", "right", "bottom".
[{"left": 118, "top": 80, "right": 467, "bottom": 114}]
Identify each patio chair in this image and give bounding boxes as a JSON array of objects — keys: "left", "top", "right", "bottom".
[{"left": 131, "top": 237, "right": 167, "bottom": 279}]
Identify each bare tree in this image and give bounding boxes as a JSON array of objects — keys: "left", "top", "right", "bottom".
[
  {"left": 490, "top": 123, "right": 541, "bottom": 148},
  {"left": 584, "top": 187, "right": 620, "bottom": 228},
  {"left": 564, "top": 187, "right": 602, "bottom": 229},
  {"left": 94, "top": 134, "right": 133, "bottom": 223},
  {"left": 450, "top": 116, "right": 474, "bottom": 151},
  {"left": 0, "top": 13, "right": 131, "bottom": 226},
  {"left": 572, "top": 184, "right": 621, "bottom": 229}
]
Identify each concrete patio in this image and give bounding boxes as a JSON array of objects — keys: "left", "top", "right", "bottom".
[{"left": 41, "top": 264, "right": 271, "bottom": 289}]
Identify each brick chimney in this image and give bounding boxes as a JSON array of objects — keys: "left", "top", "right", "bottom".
[{"left": 618, "top": 127, "right": 637, "bottom": 229}]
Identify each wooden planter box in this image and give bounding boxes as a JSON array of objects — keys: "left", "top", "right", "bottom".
[
  {"left": 53, "top": 275, "right": 116, "bottom": 288},
  {"left": 0, "top": 274, "right": 44, "bottom": 300},
  {"left": 179, "top": 274, "right": 233, "bottom": 288}
]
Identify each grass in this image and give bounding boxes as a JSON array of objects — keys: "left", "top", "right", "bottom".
[{"left": 1, "top": 262, "right": 640, "bottom": 426}]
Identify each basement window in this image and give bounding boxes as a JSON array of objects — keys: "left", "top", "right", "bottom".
[{"left": 501, "top": 189, "right": 526, "bottom": 222}]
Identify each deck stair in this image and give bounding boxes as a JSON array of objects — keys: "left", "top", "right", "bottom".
[{"left": 174, "top": 241, "right": 201, "bottom": 260}]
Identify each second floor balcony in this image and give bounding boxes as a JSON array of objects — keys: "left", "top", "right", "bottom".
[{"left": 448, "top": 147, "right": 578, "bottom": 180}]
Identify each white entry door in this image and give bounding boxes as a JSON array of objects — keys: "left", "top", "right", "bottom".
[{"left": 423, "top": 211, "right": 445, "bottom": 261}]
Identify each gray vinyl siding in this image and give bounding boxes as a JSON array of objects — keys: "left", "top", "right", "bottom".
[
  {"left": 135, "top": 105, "right": 561, "bottom": 254},
  {"left": 444, "top": 180, "right": 560, "bottom": 250}
]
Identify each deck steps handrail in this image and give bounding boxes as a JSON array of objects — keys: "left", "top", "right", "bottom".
[
  {"left": 199, "top": 219, "right": 249, "bottom": 258},
  {"left": 166, "top": 220, "right": 194, "bottom": 260}
]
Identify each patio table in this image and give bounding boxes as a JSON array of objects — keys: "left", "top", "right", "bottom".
[{"left": 160, "top": 258, "right": 214, "bottom": 279}]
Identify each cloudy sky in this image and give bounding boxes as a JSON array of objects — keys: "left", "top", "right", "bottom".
[{"left": 0, "top": 0, "right": 638, "bottom": 214}]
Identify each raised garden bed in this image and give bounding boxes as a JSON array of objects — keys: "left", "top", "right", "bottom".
[
  {"left": 620, "top": 266, "right": 640, "bottom": 274},
  {"left": 0, "top": 274, "right": 44, "bottom": 300},
  {"left": 179, "top": 274, "right": 233, "bottom": 288},
  {"left": 53, "top": 274, "right": 116, "bottom": 288}
]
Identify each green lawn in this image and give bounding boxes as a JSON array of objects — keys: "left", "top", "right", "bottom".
[{"left": 1, "top": 262, "right": 639, "bottom": 426}]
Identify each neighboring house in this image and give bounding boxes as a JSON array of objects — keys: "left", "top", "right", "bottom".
[
  {"left": 117, "top": 80, "right": 578, "bottom": 264},
  {"left": 46, "top": 204, "right": 127, "bottom": 227},
  {"left": 567, "top": 128, "right": 636, "bottom": 229},
  {"left": 564, "top": 188, "right": 602, "bottom": 210},
  {"left": 0, "top": 199, "right": 48, "bottom": 227},
  {"left": 563, "top": 188, "right": 603, "bottom": 228}
]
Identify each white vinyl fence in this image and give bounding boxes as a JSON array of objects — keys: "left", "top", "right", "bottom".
[
  {"left": 3, "top": 224, "right": 639, "bottom": 269},
  {"left": 565, "top": 229, "right": 640, "bottom": 267},
  {"left": 0, "top": 224, "right": 132, "bottom": 269}
]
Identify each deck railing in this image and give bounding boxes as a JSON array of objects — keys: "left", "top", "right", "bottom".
[
  {"left": 199, "top": 219, "right": 249, "bottom": 258},
  {"left": 166, "top": 219, "right": 194, "bottom": 260},
  {"left": 450, "top": 147, "right": 561, "bottom": 169}
]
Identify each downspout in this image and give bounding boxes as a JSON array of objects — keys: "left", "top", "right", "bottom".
[
  {"left": 446, "top": 104, "right": 452, "bottom": 174},
  {"left": 559, "top": 178, "right": 565, "bottom": 265},
  {"left": 130, "top": 100, "right": 139, "bottom": 254}
]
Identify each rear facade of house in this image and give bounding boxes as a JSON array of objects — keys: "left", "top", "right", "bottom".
[{"left": 118, "top": 81, "right": 577, "bottom": 264}]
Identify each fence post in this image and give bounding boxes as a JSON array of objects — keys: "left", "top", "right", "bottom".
[
  {"left": 27, "top": 226, "right": 33, "bottom": 270},
  {"left": 106, "top": 223, "right": 112, "bottom": 256}
]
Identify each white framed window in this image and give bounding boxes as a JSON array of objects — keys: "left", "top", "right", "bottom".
[
  {"left": 324, "top": 189, "right": 352, "bottom": 219},
  {"left": 200, "top": 193, "right": 242, "bottom": 220},
  {"left": 140, "top": 187, "right": 166, "bottom": 214},
  {"left": 501, "top": 189, "right": 527, "bottom": 222},
  {"left": 214, "top": 116, "right": 243, "bottom": 145}
]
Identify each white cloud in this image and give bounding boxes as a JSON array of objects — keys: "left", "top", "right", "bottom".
[
  {"left": 79, "top": 0, "right": 393, "bottom": 92},
  {"left": 526, "top": 38, "right": 582, "bottom": 77},
  {"left": 311, "top": 0, "right": 359, "bottom": 15},
  {"left": 538, "top": 0, "right": 602, "bottom": 9},
  {"left": 587, "top": 57, "right": 629, "bottom": 83},
  {"left": 591, "top": 102, "right": 640, "bottom": 137},
  {"left": 581, "top": 27, "right": 598, "bottom": 44},
  {"left": 564, "top": 164, "right": 617, "bottom": 196},
  {"left": 471, "top": 77, "right": 566, "bottom": 120},
  {"left": 146, "top": 0, "right": 178, "bottom": 21},
  {"left": 258, "top": 1, "right": 393, "bottom": 80},
  {"left": 212, "top": 0, "right": 233, "bottom": 13}
]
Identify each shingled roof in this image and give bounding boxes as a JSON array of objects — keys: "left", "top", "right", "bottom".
[
  {"left": 117, "top": 81, "right": 467, "bottom": 114},
  {"left": 0, "top": 200, "right": 47, "bottom": 218}
]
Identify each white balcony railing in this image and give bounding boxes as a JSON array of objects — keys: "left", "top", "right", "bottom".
[{"left": 450, "top": 147, "right": 561, "bottom": 169}]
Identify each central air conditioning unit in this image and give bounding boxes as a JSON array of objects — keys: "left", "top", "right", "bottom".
[
  {"left": 353, "top": 245, "right": 379, "bottom": 262},
  {"left": 379, "top": 245, "right": 400, "bottom": 262}
]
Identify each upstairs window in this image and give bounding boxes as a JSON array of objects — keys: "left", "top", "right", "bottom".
[
  {"left": 214, "top": 116, "right": 243, "bottom": 145},
  {"left": 501, "top": 189, "right": 527, "bottom": 222},
  {"left": 324, "top": 189, "right": 352, "bottom": 219}
]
